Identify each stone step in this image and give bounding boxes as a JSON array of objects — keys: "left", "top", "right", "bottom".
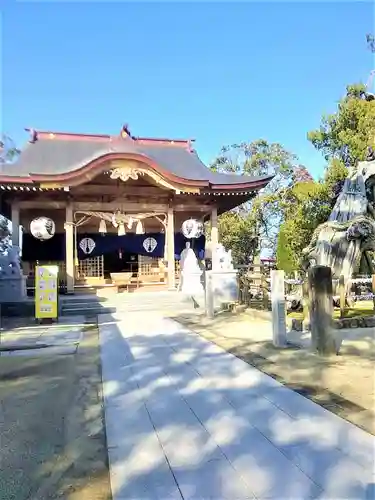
[
  {"left": 61, "top": 306, "right": 116, "bottom": 316},
  {"left": 0, "top": 292, "right": 205, "bottom": 317},
  {"left": 60, "top": 294, "right": 205, "bottom": 316},
  {"left": 61, "top": 298, "right": 193, "bottom": 309}
]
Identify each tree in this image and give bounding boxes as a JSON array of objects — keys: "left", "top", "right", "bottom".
[
  {"left": 366, "top": 33, "right": 375, "bottom": 52},
  {"left": 276, "top": 180, "right": 334, "bottom": 271},
  {"left": 0, "top": 135, "right": 17, "bottom": 252},
  {"left": 307, "top": 84, "right": 375, "bottom": 167},
  {"left": 276, "top": 224, "right": 297, "bottom": 274},
  {"left": 210, "top": 139, "right": 299, "bottom": 256},
  {"left": 216, "top": 211, "right": 258, "bottom": 266},
  {"left": 0, "top": 134, "right": 20, "bottom": 164},
  {"left": 0, "top": 215, "right": 11, "bottom": 253}
]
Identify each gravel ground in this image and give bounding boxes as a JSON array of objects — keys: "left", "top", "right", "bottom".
[{"left": 0, "top": 321, "right": 111, "bottom": 500}]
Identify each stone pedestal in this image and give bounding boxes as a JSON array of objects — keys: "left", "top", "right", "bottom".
[
  {"left": 0, "top": 246, "right": 27, "bottom": 303},
  {"left": 0, "top": 275, "right": 27, "bottom": 302},
  {"left": 181, "top": 269, "right": 204, "bottom": 295},
  {"left": 205, "top": 270, "right": 239, "bottom": 317}
]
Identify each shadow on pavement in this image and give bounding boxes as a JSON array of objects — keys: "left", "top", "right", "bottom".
[{"left": 98, "top": 310, "right": 375, "bottom": 500}]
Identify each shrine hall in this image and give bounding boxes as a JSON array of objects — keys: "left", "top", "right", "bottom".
[{"left": 0, "top": 125, "right": 272, "bottom": 293}]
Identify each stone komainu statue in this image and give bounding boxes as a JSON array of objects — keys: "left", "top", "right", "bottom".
[{"left": 302, "top": 157, "right": 375, "bottom": 278}]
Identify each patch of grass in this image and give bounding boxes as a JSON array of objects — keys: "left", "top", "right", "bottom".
[{"left": 287, "top": 301, "right": 375, "bottom": 321}]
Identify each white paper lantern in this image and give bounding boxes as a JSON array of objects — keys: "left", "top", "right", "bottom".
[
  {"left": 30, "top": 217, "right": 55, "bottom": 240},
  {"left": 181, "top": 219, "right": 204, "bottom": 239}
]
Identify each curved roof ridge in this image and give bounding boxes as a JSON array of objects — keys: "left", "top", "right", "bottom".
[{"left": 0, "top": 133, "right": 273, "bottom": 191}]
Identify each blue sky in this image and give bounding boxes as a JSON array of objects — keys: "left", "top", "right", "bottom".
[{"left": 2, "top": 1, "right": 374, "bottom": 178}]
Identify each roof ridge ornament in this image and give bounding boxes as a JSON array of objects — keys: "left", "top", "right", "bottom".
[
  {"left": 120, "top": 124, "right": 134, "bottom": 140},
  {"left": 28, "top": 129, "right": 38, "bottom": 144},
  {"left": 187, "top": 140, "right": 196, "bottom": 153}
]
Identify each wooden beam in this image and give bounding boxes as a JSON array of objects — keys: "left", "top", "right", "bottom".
[
  {"left": 173, "top": 204, "right": 212, "bottom": 212},
  {"left": 18, "top": 200, "right": 68, "bottom": 210},
  {"left": 70, "top": 184, "right": 169, "bottom": 196},
  {"left": 75, "top": 201, "right": 169, "bottom": 212},
  {"left": 17, "top": 199, "right": 213, "bottom": 213},
  {"left": 17, "top": 200, "right": 167, "bottom": 211}
]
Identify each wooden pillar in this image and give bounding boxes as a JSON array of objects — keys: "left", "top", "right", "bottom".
[
  {"left": 308, "top": 265, "right": 337, "bottom": 355},
  {"left": 167, "top": 206, "right": 176, "bottom": 289},
  {"left": 11, "top": 203, "right": 20, "bottom": 247},
  {"left": 64, "top": 203, "right": 75, "bottom": 294},
  {"left": 211, "top": 206, "right": 218, "bottom": 270}
]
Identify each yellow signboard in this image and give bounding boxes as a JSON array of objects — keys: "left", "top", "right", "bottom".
[{"left": 35, "top": 265, "right": 59, "bottom": 320}]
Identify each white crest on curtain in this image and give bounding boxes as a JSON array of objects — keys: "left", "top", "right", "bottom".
[
  {"left": 143, "top": 237, "right": 157, "bottom": 253},
  {"left": 79, "top": 237, "right": 96, "bottom": 255}
]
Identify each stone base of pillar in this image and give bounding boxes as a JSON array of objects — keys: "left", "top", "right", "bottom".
[
  {"left": 205, "top": 270, "right": 238, "bottom": 317},
  {"left": 0, "top": 276, "right": 27, "bottom": 302},
  {"left": 181, "top": 270, "right": 204, "bottom": 295}
]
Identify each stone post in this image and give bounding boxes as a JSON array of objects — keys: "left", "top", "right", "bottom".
[
  {"left": 271, "top": 270, "right": 287, "bottom": 347},
  {"left": 308, "top": 265, "right": 336, "bottom": 355},
  {"left": 167, "top": 206, "right": 176, "bottom": 289},
  {"left": 64, "top": 203, "right": 75, "bottom": 294}
]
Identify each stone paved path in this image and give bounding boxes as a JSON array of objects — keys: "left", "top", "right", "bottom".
[{"left": 99, "top": 312, "right": 375, "bottom": 500}]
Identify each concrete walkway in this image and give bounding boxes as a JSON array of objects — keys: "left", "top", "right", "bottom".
[
  {"left": 0, "top": 316, "right": 85, "bottom": 356},
  {"left": 99, "top": 312, "right": 375, "bottom": 500}
]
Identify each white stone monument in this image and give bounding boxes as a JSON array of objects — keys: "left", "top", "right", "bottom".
[
  {"left": 214, "top": 244, "right": 234, "bottom": 271},
  {"left": 205, "top": 244, "right": 238, "bottom": 317},
  {"left": 271, "top": 269, "right": 287, "bottom": 347},
  {"left": 180, "top": 242, "right": 204, "bottom": 295}
]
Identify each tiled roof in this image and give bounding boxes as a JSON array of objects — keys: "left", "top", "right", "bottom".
[{"left": 0, "top": 131, "right": 273, "bottom": 189}]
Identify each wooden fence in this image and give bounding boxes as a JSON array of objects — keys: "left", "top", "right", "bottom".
[{"left": 238, "top": 265, "right": 375, "bottom": 318}]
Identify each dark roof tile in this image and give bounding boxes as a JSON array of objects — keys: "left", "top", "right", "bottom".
[{"left": 0, "top": 137, "right": 272, "bottom": 188}]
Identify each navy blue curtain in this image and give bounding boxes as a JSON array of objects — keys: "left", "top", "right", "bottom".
[
  {"left": 22, "top": 233, "right": 205, "bottom": 261},
  {"left": 22, "top": 233, "right": 66, "bottom": 261}
]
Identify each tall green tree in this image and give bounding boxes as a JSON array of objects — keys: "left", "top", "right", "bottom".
[
  {"left": 307, "top": 84, "right": 375, "bottom": 167},
  {"left": 276, "top": 180, "right": 335, "bottom": 271},
  {"left": 210, "top": 139, "right": 299, "bottom": 257},
  {"left": 0, "top": 134, "right": 20, "bottom": 164},
  {"left": 216, "top": 211, "right": 258, "bottom": 266},
  {"left": 277, "top": 68, "right": 375, "bottom": 270}
]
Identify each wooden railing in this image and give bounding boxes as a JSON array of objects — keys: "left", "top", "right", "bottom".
[{"left": 23, "top": 256, "right": 181, "bottom": 291}]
